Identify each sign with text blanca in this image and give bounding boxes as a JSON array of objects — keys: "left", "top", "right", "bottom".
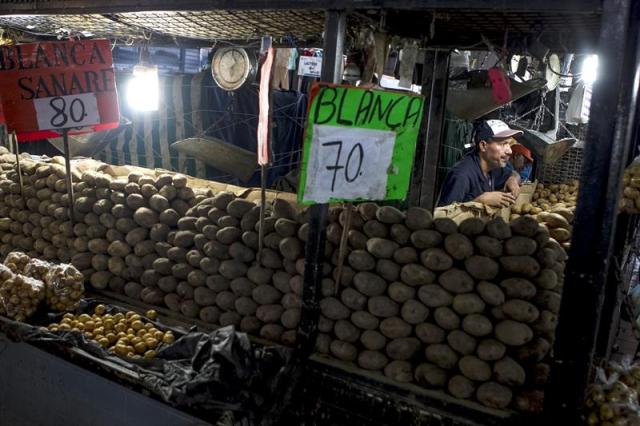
[
  {"left": 0, "top": 39, "right": 120, "bottom": 142},
  {"left": 298, "top": 83, "right": 425, "bottom": 205}
]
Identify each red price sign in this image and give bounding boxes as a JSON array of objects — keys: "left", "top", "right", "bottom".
[{"left": 0, "top": 39, "right": 120, "bottom": 141}]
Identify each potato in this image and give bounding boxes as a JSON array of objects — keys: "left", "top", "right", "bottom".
[
  {"left": 415, "top": 323, "right": 445, "bottom": 344},
  {"left": 173, "top": 230, "right": 195, "bottom": 248},
  {"left": 317, "top": 315, "right": 334, "bottom": 333},
  {"left": 140, "top": 286, "right": 166, "bottom": 305},
  {"left": 341, "top": 288, "right": 367, "bottom": 311},
  {"left": 405, "top": 206, "right": 433, "bottom": 230},
  {"left": 495, "top": 320, "right": 533, "bottom": 346},
  {"left": 334, "top": 319, "right": 360, "bottom": 342},
  {"left": 464, "top": 255, "right": 499, "bottom": 280},
  {"left": 448, "top": 375, "right": 475, "bottom": 399},
  {"left": 414, "top": 363, "right": 448, "bottom": 387},
  {"left": 393, "top": 247, "right": 418, "bottom": 265},
  {"left": 386, "top": 337, "right": 420, "bottom": 360},
  {"left": 502, "top": 299, "right": 540, "bottom": 323},
  {"left": 537, "top": 212, "right": 570, "bottom": 229},
  {"left": 366, "top": 238, "right": 398, "bottom": 259},
  {"left": 256, "top": 304, "right": 284, "bottom": 323},
  {"left": 434, "top": 217, "right": 457, "bottom": 234},
  {"left": 368, "top": 296, "right": 399, "bottom": 318},
  {"left": 476, "top": 339, "right": 506, "bottom": 362},
  {"left": 380, "top": 317, "right": 412, "bottom": 339},
  {"left": 357, "top": 202, "right": 379, "bottom": 221},
  {"left": 500, "top": 256, "right": 540, "bottom": 277},
  {"left": 462, "top": 314, "right": 493, "bottom": 337},
  {"left": 400, "top": 263, "right": 436, "bottom": 286},
  {"left": 218, "top": 259, "right": 248, "bottom": 279},
  {"left": 274, "top": 218, "right": 298, "bottom": 238},
  {"left": 476, "top": 382, "right": 512, "bottom": 409},
  {"left": 353, "top": 271, "right": 387, "bottom": 297},
  {"left": 359, "top": 329, "right": 387, "bottom": 351},
  {"left": 230, "top": 277, "right": 255, "bottom": 297},
  {"left": 510, "top": 216, "right": 540, "bottom": 237},
  {"left": 514, "top": 390, "right": 544, "bottom": 413},
  {"left": 549, "top": 227, "right": 571, "bottom": 242},
  {"left": 444, "top": 233, "right": 473, "bottom": 260},
  {"left": 289, "top": 275, "right": 303, "bottom": 296},
  {"left": 320, "top": 297, "right": 351, "bottom": 320},
  {"left": 325, "top": 222, "right": 343, "bottom": 245},
  {"left": 434, "top": 307, "right": 460, "bottom": 330},
  {"left": 458, "top": 355, "right": 491, "bottom": 381},
  {"left": 438, "top": 269, "right": 474, "bottom": 294},
  {"left": 536, "top": 269, "right": 559, "bottom": 290},
  {"left": 384, "top": 360, "right": 413, "bottom": 382},
  {"left": 420, "top": 248, "right": 453, "bottom": 271},
  {"left": 410, "top": 229, "right": 442, "bottom": 249},
  {"left": 388, "top": 282, "right": 415, "bottom": 303},
  {"left": 447, "top": 330, "right": 477, "bottom": 355},
  {"left": 245, "top": 265, "right": 271, "bottom": 286},
  {"left": 452, "top": 294, "right": 485, "bottom": 315},
  {"left": 330, "top": 340, "right": 358, "bottom": 362},
  {"left": 363, "top": 220, "right": 388, "bottom": 238},
  {"left": 347, "top": 229, "right": 368, "bottom": 249},
  {"left": 474, "top": 235, "right": 503, "bottom": 258},
  {"left": 252, "top": 285, "right": 282, "bottom": 305},
  {"left": 226, "top": 199, "right": 254, "bottom": 218},
  {"left": 417, "top": 284, "right": 453, "bottom": 308},
  {"left": 485, "top": 218, "right": 512, "bottom": 240},
  {"left": 238, "top": 316, "right": 261, "bottom": 334},
  {"left": 400, "top": 299, "right": 429, "bottom": 324},
  {"left": 167, "top": 247, "right": 187, "bottom": 262},
  {"left": 532, "top": 310, "right": 558, "bottom": 334},
  {"left": 358, "top": 350, "right": 389, "bottom": 371},
  {"left": 123, "top": 281, "right": 142, "bottom": 299},
  {"left": 376, "top": 206, "right": 404, "bottom": 224},
  {"left": 278, "top": 237, "right": 302, "bottom": 261},
  {"left": 533, "top": 290, "right": 562, "bottom": 314},
  {"left": 259, "top": 324, "right": 283, "bottom": 341},
  {"left": 458, "top": 217, "right": 485, "bottom": 237},
  {"left": 376, "top": 259, "right": 400, "bottom": 282},
  {"left": 133, "top": 207, "right": 159, "bottom": 228},
  {"left": 499, "top": 278, "right": 537, "bottom": 300},
  {"left": 493, "top": 356, "right": 526, "bottom": 386},
  {"left": 348, "top": 249, "right": 376, "bottom": 271},
  {"left": 315, "top": 333, "right": 331, "bottom": 354},
  {"left": 216, "top": 227, "right": 242, "bottom": 245},
  {"left": 351, "top": 311, "right": 379, "bottom": 330},
  {"left": 505, "top": 236, "right": 537, "bottom": 256}
]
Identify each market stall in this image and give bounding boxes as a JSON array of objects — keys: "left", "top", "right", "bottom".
[{"left": 0, "top": 1, "right": 638, "bottom": 425}]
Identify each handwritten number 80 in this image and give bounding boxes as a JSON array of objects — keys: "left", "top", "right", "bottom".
[
  {"left": 49, "top": 97, "right": 87, "bottom": 128},
  {"left": 322, "top": 140, "right": 364, "bottom": 191}
]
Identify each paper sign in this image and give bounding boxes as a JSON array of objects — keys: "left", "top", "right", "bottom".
[
  {"left": 298, "top": 84, "right": 425, "bottom": 205},
  {"left": 34, "top": 92, "right": 100, "bottom": 130},
  {"left": 303, "top": 125, "right": 395, "bottom": 203},
  {"left": 0, "top": 39, "right": 120, "bottom": 141},
  {"left": 298, "top": 56, "right": 322, "bottom": 78}
]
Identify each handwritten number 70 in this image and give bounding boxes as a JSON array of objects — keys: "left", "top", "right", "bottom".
[{"left": 321, "top": 140, "right": 364, "bottom": 191}]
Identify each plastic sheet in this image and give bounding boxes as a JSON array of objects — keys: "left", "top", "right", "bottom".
[
  {"left": 0, "top": 264, "right": 45, "bottom": 321},
  {"left": 0, "top": 299, "right": 296, "bottom": 424}
]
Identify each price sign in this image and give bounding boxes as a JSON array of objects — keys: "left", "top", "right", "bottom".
[
  {"left": 298, "top": 56, "right": 322, "bottom": 78},
  {"left": 35, "top": 93, "right": 100, "bottom": 130},
  {"left": 0, "top": 39, "right": 119, "bottom": 141},
  {"left": 298, "top": 84, "right": 425, "bottom": 205}
]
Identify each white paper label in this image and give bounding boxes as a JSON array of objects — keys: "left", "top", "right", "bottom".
[
  {"left": 303, "top": 125, "right": 396, "bottom": 203},
  {"left": 34, "top": 92, "right": 100, "bottom": 130},
  {"left": 298, "top": 56, "right": 323, "bottom": 78}
]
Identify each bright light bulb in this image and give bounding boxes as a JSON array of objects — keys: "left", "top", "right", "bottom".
[
  {"left": 581, "top": 54, "right": 598, "bottom": 85},
  {"left": 127, "top": 65, "right": 159, "bottom": 112}
]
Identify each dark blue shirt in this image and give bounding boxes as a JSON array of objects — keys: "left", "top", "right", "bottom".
[{"left": 437, "top": 152, "right": 513, "bottom": 206}]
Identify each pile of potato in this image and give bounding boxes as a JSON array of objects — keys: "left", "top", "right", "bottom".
[
  {"left": 141, "top": 191, "right": 306, "bottom": 346},
  {"left": 0, "top": 152, "right": 569, "bottom": 410},
  {"left": 584, "top": 363, "right": 640, "bottom": 425},
  {"left": 0, "top": 263, "right": 46, "bottom": 321},
  {"left": 4, "top": 251, "right": 84, "bottom": 311},
  {"left": 621, "top": 161, "right": 640, "bottom": 214},
  {"left": 314, "top": 206, "right": 565, "bottom": 410},
  {"left": 531, "top": 181, "right": 579, "bottom": 210},
  {"left": 46, "top": 304, "right": 175, "bottom": 360}
]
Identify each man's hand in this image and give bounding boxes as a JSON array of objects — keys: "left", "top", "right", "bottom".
[
  {"left": 504, "top": 173, "right": 521, "bottom": 198},
  {"left": 474, "top": 191, "right": 517, "bottom": 208}
]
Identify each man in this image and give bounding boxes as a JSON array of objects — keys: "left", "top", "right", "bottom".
[
  {"left": 507, "top": 143, "right": 534, "bottom": 182},
  {"left": 438, "top": 119, "right": 523, "bottom": 208}
]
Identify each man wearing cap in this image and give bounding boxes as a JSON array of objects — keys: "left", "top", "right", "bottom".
[{"left": 437, "top": 119, "right": 523, "bottom": 208}]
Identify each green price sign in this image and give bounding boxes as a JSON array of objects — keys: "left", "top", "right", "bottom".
[{"left": 298, "top": 84, "right": 425, "bottom": 205}]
